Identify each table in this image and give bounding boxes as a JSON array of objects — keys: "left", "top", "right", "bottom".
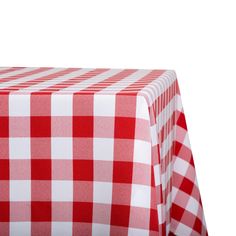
[{"left": 0, "top": 67, "right": 207, "bottom": 236}]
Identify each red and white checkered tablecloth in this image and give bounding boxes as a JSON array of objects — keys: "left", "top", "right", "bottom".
[{"left": 0, "top": 67, "right": 207, "bottom": 236}]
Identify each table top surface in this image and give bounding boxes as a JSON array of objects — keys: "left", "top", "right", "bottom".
[{"left": 0, "top": 67, "right": 176, "bottom": 96}]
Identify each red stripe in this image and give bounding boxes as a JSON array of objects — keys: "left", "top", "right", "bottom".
[
  {"left": 0, "top": 67, "right": 26, "bottom": 75},
  {"left": 0, "top": 67, "right": 52, "bottom": 85}
]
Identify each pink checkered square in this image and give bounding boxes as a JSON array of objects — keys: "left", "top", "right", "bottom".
[
  {"left": 51, "top": 116, "right": 72, "bottom": 137},
  {"left": 31, "top": 138, "right": 51, "bottom": 159},
  {"left": 10, "top": 160, "right": 30, "bottom": 180},
  {"left": 94, "top": 116, "right": 114, "bottom": 138},
  {"left": 73, "top": 138, "right": 93, "bottom": 160},
  {"left": 52, "top": 160, "right": 73, "bottom": 180},
  {"left": 52, "top": 202, "right": 73, "bottom": 221},
  {"left": 10, "top": 202, "right": 31, "bottom": 221},
  {"left": 73, "top": 181, "right": 93, "bottom": 202}
]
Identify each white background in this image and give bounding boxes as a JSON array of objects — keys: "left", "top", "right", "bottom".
[{"left": 0, "top": 0, "right": 235, "bottom": 235}]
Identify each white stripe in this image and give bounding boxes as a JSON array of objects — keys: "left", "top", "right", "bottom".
[
  {"left": 128, "top": 228, "right": 149, "bottom": 236},
  {"left": 0, "top": 68, "right": 62, "bottom": 89},
  {"left": 157, "top": 204, "right": 164, "bottom": 224},
  {"left": 99, "top": 69, "right": 150, "bottom": 94},
  {"left": 58, "top": 69, "right": 123, "bottom": 93},
  {"left": 16, "top": 68, "right": 92, "bottom": 93},
  {"left": 176, "top": 94, "right": 183, "bottom": 112}
]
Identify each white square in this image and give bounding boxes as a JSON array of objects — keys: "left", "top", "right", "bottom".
[
  {"left": 173, "top": 157, "right": 189, "bottom": 176},
  {"left": 10, "top": 222, "right": 31, "bottom": 236},
  {"left": 52, "top": 181, "right": 73, "bottom": 201},
  {"left": 128, "top": 228, "right": 149, "bottom": 236},
  {"left": 136, "top": 96, "right": 149, "bottom": 120},
  {"left": 9, "top": 138, "right": 30, "bottom": 159},
  {"left": 153, "top": 164, "right": 161, "bottom": 186},
  {"left": 183, "top": 134, "right": 191, "bottom": 149},
  {"left": 157, "top": 204, "right": 164, "bottom": 224},
  {"left": 52, "top": 222, "right": 72, "bottom": 236},
  {"left": 171, "top": 187, "right": 178, "bottom": 201},
  {"left": 176, "top": 95, "right": 183, "bottom": 112},
  {"left": 52, "top": 138, "right": 72, "bottom": 159},
  {"left": 9, "top": 94, "right": 30, "bottom": 116},
  {"left": 133, "top": 140, "right": 151, "bottom": 165},
  {"left": 186, "top": 196, "right": 199, "bottom": 215},
  {"left": 94, "top": 95, "right": 116, "bottom": 116},
  {"left": 150, "top": 125, "right": 158, "bottom": 146},
  {"left": 131, "top": 184, "right": 150, "bottom": 208},
  {"left": 175, "top": 222, "right": 192, "bottom": 235},
  {"left": 92, "top": 223, "right": 110, "bottom": 236},
  {"left": 10, "top": 181, "right": 31, "bottom": 201},
  {"left": 51, "top": 94, "right": 73, "bottom": 116},
  {"left": 94, "top": 182, "right": 112, "bottom": 204},
  {"left": 94, "top": 138, "right": 114, "bottom": 161}
]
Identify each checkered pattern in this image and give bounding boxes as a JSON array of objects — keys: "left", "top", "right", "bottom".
[{"left": 0, "top": 67, "right": 207, "bottom": 236}]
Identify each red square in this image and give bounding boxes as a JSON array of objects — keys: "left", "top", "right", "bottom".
[
  {"left": 193, "top": 217, "right": 202, "bottom": 233},
  {"left": 31, "top": 117, "right": 51, "bottom": 137},
  {"left": 0, "top": 160, "right": 9, "bottom": 180},
  {"left": 114, "top": 117, "right": 135, "bottom": 139},
  {"left": 73, "top": 116, "right": 93, "bottom": 137},
  {"left": 31, "top": 202, "right": 51, "bottom": 221},
  {"left": 0, "top": 202, "right": 9, "bottom": 222},
  {"left": 171, "top": 203, "right": 184, "bottom": 222},
  {"left": 149, "top": 209, "right": 159, "bottom": 231},
  {"left": 177, "top": 112, "right": 187, "bottom": 130},
  {"left": 31, "top": 160, "right": 51, "bottom": 180},
  {"left": 110, "top": 204, "right": 130, "bottom": 227},
  {"left": 0, "top": 117, "right": 9, "bottom": 137},
  {"left": 180, "top": 177, "right": 194, "bottom": 195},
  {"left": 73, "top": 160, "right": 93, "bottom": 181},
  {"left": 73, "top": 202, "right": 93, "bottom": 222},
  {"left": 113, "top": 161, "right": 133, "bottom": 183}
]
